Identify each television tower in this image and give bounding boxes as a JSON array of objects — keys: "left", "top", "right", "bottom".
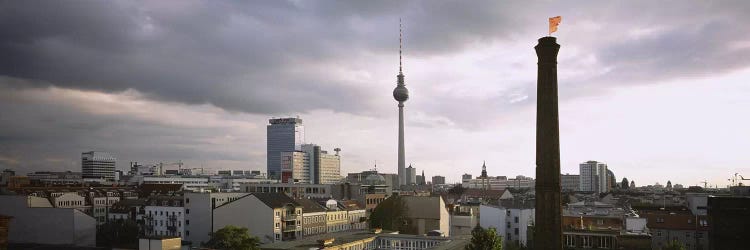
[{"left": 393, "top": 20, "right": 410, "bottom": 187}]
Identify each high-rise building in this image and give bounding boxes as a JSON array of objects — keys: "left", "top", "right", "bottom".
[
  {"left": 267, "top": 117, "right": 304, "bottom": 179},
  {"left": 432, "top": 175, "right": 446, "bottom": 185},
  {"left": 404, "top": 165, "right": 416, "bottom": 185},
  {"left": 280, "top": 151, "right": 309, "bottom": 183},
  {"left": 416, "top": 170, "right": 425, "bottom": 185},
  {"left": 579, "top": 160, "right": 609, "bottom": 193},
  {"left": 300, "top": 144, "right": 341, "bottom": 184},
  {"left": 393, "top": 22, "right": 410, "bottom": 187},
  {"left": 561, "top": 174, "right": 580, "bottom": 192},
  {"left": 462, "top": 173, "right": 473, "bottom": 182},
  {"left": 81, "top": 151, "right": 116, "bottom": 181}
]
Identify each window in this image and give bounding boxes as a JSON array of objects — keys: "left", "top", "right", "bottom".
[
  {"left": 597, "top": 219, "right": 604, "bottom": 225},
  {"left": 514, "top": 217, "right": 519, "bottom": 223},
  {"left": 186, "top": 220, "right": 190, "bottom": 225},
  {"left": 506, "top": 222, "right": 511, "bottom": 228},
  {"left": 275, "top": 234, "right": 280, "bottom": 240},
  {"left": 656, "top": 230, "right": 662, "bottom": 237},
  {"left": 275, "top": 223, "right": 280, "bottom": 229},
  {"left": 514, "top": 228, "right": 519, "bottom": 235},
  {"left": 186, "top": 230, "right": 190, "bottom": 236},
  {"left": 656, "top": 217, "right": 665, "bottom": 223},
  {"left": 186, "top": 209, "right": 190, "bottom": 214}
]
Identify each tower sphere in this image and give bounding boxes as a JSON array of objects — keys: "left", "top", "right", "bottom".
[{"left": 393, "top": 85, "right": 409, "bottom": 102}]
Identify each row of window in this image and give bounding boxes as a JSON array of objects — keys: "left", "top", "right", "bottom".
[{"left": 564, "top": 235, "right": 612, "bottom": 248}]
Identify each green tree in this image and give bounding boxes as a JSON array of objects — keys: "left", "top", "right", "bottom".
[
  {"left": 465, "top": 225, "right": 502, "bottom": 250},
  {"left": 206, "top": 225, "right": 261, "bottom": 250},
  {"left": 662, "top": 240, "right": 686, "bottom": 250}
]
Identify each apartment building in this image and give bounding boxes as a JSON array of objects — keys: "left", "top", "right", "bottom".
[
  {"left": 144, "top": 195, "right": 185, "bottom": 238},
  {"left": 480, "top": 199, "right": 535, "bottom": 248},
  {"left": 212, "top": 193, "right": 302, "bottom": 243}
]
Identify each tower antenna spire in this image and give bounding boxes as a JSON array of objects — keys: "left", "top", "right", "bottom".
[{"left": 399, "top": 18, "right": 403, "bottom": 74}]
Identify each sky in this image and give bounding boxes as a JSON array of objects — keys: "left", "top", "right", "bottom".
[{"left": 1, "top": 1, "right": 749, "bottom": 187}]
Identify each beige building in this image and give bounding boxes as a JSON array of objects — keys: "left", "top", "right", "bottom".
[
  {"left": 297, "top": 198, "right": 327, "bottom": 237},
  {"left": 402, "top": 196, "right": 451, "bottom": 236},
  {"left": 280, "top": 151, "right": 309, "bottom": 183}
]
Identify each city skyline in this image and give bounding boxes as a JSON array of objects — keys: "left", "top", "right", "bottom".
[{"left": 1, "top": 1, "right": 750, "bottom": 187}]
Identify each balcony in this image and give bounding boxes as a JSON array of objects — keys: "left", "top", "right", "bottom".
[
  {"left": 283, "top": 214, "right": 298, "bottom": 221},
  {"left": 282, "top": 225, "right": 298, "bottom": 232}
]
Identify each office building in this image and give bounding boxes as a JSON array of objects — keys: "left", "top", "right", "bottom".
[
  {"left": 267, "top": 117, "right": 305, "bottom": 179},
  {"left": 432, "top": 175, "right": 446, "bottom": 185},
  {"left": 299, "top": 144, "right": 341, "bottom": 184},
  {"left": 280, "top": 151, "right": 309, "bottom": 183},
  {"left": 405, "top": 165, "right": 416, "bottom": 185},
  {"left": 579, "top": 160, "right": 609, "bottom": 193},
  {"left": 561, "top": 174, "right": 580, "bottom": 192},
  {"left": 81, "top": 151, "right": 116, "bottom": 181}
]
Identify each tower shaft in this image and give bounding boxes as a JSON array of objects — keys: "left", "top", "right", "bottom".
[
  {"left": 398, "top": 103, "right": 405, "bottom": 186},
  {"left": 534, "top": 36, "right": 562, "bottom": 250}
]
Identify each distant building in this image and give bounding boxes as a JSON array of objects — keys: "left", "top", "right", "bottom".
[
  {"left": 300, "top": 144, "right": 341, "bottom": 184},
  {"left": 267, "top": 117, "right": 305, "bottom": 180},
  {"left": 561, "top": 174, "right": 580, "bottom": 192},
  {"left": 579, "top": 161, "right": 608, "bottom": 193},
  {"left": 463, "top": 175, "right": 535, "bottom": 190},
  {"left": 462, "top": 173, "right": 472, "bottom": 182},
  {"left": 81, "top": 151, "right": 116, "bottom": 181},
  {"left": 405, "top": 165, "right": 417, "bottom": 185},
  {"left": 280, "top": 151, "right": 309, "bottom": 183},
  {"left": 416, "top": 170, "right": 425, "bottom": 185},
  {"left": 26, "top": 171, "right": 82, "bottom": 185},
  {"left": 563, "top": 201, "right": 650, "bottom": 249},
  {"left": 432, "top": 175, "right": 446, "bottom": 185}
]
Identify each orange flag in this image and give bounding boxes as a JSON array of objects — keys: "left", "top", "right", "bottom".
[{"left": 549, "top": 16, "right": 562, "bottom": 35}]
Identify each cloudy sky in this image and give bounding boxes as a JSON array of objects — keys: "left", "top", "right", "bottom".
[{"left": 2, "top": 1, "right": 749, "bottom": 187}]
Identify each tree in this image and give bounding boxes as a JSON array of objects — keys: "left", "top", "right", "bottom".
[
  {"left": 206, "top": 225, "right": 261, "bottom": 250},
  {"left": 465, "top": 225, "right": 502, "bottom": 250},
  {"left": 621, "top": 178, "right": 629, "bottom": 190},
  {"left": 662, "top": 240, "right": 686, "bottom": 250}
]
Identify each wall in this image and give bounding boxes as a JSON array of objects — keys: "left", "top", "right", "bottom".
[
  {"left": 212, "top": 195, "right": 274, "bottom": 243},
  {"left": 0, "top": 196, "right": 95, "bottom": 246}
]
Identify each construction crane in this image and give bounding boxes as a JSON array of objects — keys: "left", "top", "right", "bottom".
[{"left": 700, "top": 180, "right": 708, "bottom": 189}]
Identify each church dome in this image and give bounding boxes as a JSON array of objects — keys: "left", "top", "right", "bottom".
[{"left": 364, "top": 174, "right": 386, "bottom": 185}]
